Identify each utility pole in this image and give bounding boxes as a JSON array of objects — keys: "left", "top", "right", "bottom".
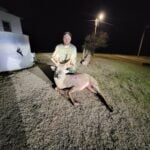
[
  {"left": 94, "top": 13, "right": 105, "bottom": 35},
  {"left": 95, "top": 19, "right": 98, "bottom": 35},
  {"left": 137, "top": 25, "right": 149, "bottom": 56},
  {"left": 137, "top": 28, "right": 146, "bottom": 56}
]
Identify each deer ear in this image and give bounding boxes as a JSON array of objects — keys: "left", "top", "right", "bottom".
[{"left": 50, "top": 65, "right": 56, "bottom": 71}]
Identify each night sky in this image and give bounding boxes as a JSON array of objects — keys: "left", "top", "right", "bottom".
[{"left": 0, "top": 0, "right": 150, "bottom": 55}]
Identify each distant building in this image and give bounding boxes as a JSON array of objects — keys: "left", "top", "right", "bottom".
[{"left": 0, "top": 8, "right": 34, "bottom": 72}]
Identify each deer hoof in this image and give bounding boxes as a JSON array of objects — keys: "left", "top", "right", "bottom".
[
  {"left": 74, "top": 101, "right": 80, "bottom": 106},
  {"left": 55, "top": 87, "right": 59, "bottom": 91},
  {"left": 55, "top": 87, "right": 61, "bottom": 94}
]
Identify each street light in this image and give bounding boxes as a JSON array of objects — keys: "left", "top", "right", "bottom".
[
  {"left": 98, "top": 13, "right": 105, "bottom": 20},
  {"left": 95, "top": 12, "right": 105, "bottom": 35}
]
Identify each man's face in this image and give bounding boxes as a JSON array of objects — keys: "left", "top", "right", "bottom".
[{"left": 63, "top": 34, "right": 71, "bottom": 45}]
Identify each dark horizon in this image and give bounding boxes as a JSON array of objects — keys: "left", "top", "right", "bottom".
[{"left": 0, "top": 0, "right": 150, "bottom": 55}]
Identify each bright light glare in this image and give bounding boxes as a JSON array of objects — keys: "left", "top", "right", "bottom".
[{"left": 98, "top": 13, "right": 105, "bottom": 21}]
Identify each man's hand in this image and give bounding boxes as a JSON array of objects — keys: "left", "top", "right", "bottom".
[{"left": 51, "top": 57, "right": 59, "bottom": 66}]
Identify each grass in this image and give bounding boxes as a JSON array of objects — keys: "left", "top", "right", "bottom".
[{"left": 0, "top": 53, "right": 150, "bottom": 149}]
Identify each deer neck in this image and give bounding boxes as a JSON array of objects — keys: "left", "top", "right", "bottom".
[{"left": 54, "top": 74, "right": 66, "bottom": 89}]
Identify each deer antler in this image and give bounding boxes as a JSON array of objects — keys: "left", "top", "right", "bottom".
[
  {"left": 64, "top": 59, "right": 73, "bottom": 68},
  {"left": 51, "top": 56, "right": 72, "bottom": 69}
]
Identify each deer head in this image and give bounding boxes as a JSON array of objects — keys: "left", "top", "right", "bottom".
[{"left": 51, "top": 59, "right": 71, "bottom": 78}]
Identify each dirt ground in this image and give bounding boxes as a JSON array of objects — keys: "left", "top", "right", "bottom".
[{"left": 0, "top": 53, "right": 150, "bottom": 149}]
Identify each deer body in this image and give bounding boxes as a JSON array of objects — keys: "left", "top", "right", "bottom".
[
  {"left": 52, "top": 64, "right": 113, "bottom": 112},
  {"left": 54, "top": 73, "right": 93, "bottom": 90}
]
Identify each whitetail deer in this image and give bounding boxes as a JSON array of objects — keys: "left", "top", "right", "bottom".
[{"left": 51, "top": 62, "right": 113, "bottom": 112}]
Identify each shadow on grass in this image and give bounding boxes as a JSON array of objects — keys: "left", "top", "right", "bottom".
[
  {"left": 142, "top": 63, "right": 150, "bottom": 67},
  {"left": 96, "top": 93, "right": 113, "bottom": 112},
  {"left": 36, "top": 62, "right": 56, "bottom": 88}
]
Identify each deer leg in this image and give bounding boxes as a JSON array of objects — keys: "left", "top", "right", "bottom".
[
  {"left": 88, "top": 86, "right": 113, "bottom": 112},
  {"left": 55, "top": 87, "right": 66, "bottom": 95},
  {"left": 68, "top": 87, "right": 80, "bottom": 106},
  {"left": 87, "top": 85, "right": 97, "bottom": 93}
]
